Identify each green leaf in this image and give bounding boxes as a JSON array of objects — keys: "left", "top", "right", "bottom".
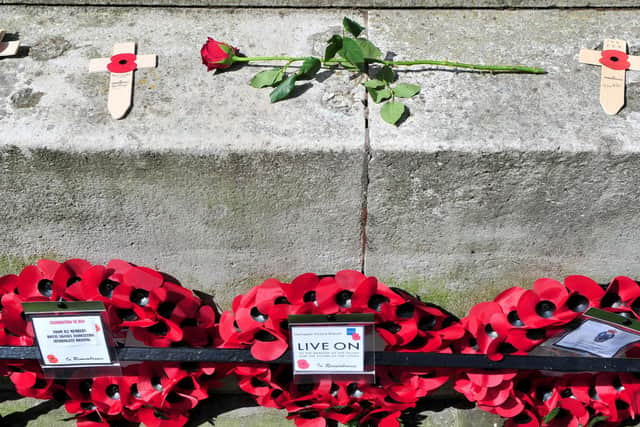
[
  {"left": 355, "top": 38, "right": 382, "bottom": 60},
  {"left": 250, "top": 68, "right": 285, "bottom": 88},
  {"left": 269, "top": 74, "right": 297, "bottom": 103},
  {"left": 363, "top": 79, "right": 385, "bottom": 89},
  {"left": 392, "top": 83, "right": 421, "bottom": 98},
  {"left": 542, "top": 407, "right": 561, "bottom": 424},
  {"left": 587, "top": 416, "right": 608, "bottom": 427},
  {"left": 339, "top": 38, "right": 365, "bottom": 71},
  {"left": 324, "top": 34, "right": 343, "bottom": 62},
  {"left": 343, "top": 17, "right": 364, "bottom": 38},
  {"left": 378, "top": 65, "right": 395, "bottom": 83},
  {"left": 380, "top": 102, "right": 406, "bottom": 125},
  {"left": 297, "top": 57, "right": 321, "bottom": 79},
  {"left": 367, "top": 87, "right": 392, "bottom": 104}
]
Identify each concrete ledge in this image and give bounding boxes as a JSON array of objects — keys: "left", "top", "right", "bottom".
[
  {"left": 365, "top": 9, "right": 640, "bottom": 314},
  {"left": 1, "top": 1, "right": 639, "bottom": 8},
  {"left": 0, "top": 7, "right": 363, "bottom": 153}
]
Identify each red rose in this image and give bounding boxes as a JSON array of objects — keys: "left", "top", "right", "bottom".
[{"left": 201, "top": 38, "right": 237, "bottom": 71}]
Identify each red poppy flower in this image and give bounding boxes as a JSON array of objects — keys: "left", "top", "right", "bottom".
[
  {"left": 65, "top": 263, "right": 123, "bottom": 302},
  {"left": 107, "top": 53, "right": 138, "bottom": 73},
  {"left": 90, "top": 376, "right": 135, "bottom": 415},
  {"left": 315, "top": 271, "right": 377, "bottom": 313},
  {"left": 599, "top": 50, "right": 631, "bottom": 71},
  {"left": 454, "top": 369, "right": 524, "bottom": 417},
  {"left": 9, "top": 369, "right": 58, "bottom": 399},
  {"left": 601, "top": 276, "right": 640, "bottom": 311},
  {"left": 131, "top": 316, "right": 184, "bottom": 347},
  {"left": 1, "top": 293, "right": 34, "bottom": 344},
  {"left": 545, "top": 398, "right": 590, "bottom": 427},
  {"left": 0, "top": 274, "right": 18, "bottom": 294},
  {"left": 594, "top": 372, "right": 638, "bottom": 422},
  {"left": 516, "top": 279, "right": 581, "bottom": 329},
  {"left": 16, "top": 259, "right": 62, "bottom": 300}
]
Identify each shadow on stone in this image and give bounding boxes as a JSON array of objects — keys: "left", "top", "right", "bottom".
[
  {"left": 0, "top": 399, "right": 64, "bottom": 427},
  {"left": 398, "top": 395, "right": 475, "bottom": 427},
  {"left": 185, "top": 393, "right": 259, "bottom": 427}
]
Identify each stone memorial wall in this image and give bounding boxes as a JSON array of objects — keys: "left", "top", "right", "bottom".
[{"left": 1, "top": 2, "right": 639, "bottom": 425}]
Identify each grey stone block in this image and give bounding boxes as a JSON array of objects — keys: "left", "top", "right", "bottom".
[
  {"left": 1, "top": 0, "right": 639, "bottom": 9},
  {"left": 0, "top": 7, "right": 365, "bottom": 307},
  {"left": 365, "top": 9, "right": 640, "bottom": 315}
]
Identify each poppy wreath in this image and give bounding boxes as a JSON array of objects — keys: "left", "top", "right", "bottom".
[
  {"left": 0, "top": 258, "right": 223, "bottom": 427},
  {"left": 455, "top": 275, "right": 640, "bottom": 427},
  {"left": 221, "top": 270, "right": 465, "bottom": 427}
]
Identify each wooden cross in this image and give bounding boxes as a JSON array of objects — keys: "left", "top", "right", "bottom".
[
  {"left": 0, "top": 29, "right": 20, "bottom": 58},
  {"left": 89, "top": 42, "right": 157, "bottom": 119},
  {"left": 579, "top": 39, "right": 640, "bottom": 115}
]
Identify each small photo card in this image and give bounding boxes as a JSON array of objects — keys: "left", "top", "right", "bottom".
[{"left": 554, "top": 319, "right": 640, "bottom": 358}]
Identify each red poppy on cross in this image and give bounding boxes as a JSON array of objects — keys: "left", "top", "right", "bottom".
[
  {"left": 89, "top": 42, "right": 157, "bottom": 119},
  {"left": 0, "top": 29, "right": 20, "bottom": 57},
  {"left": 579, "top": 39, "right": 640, "bottom": 115}
]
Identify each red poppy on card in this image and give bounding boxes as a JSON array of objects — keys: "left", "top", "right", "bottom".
[
  {"left": 46, "top": 354, "right": 59, "bottom": 364},
  {"left": 599, "top": 50, "right": 631, "bottom": 71},
  {"left": 297, "top": 359, "right": 310, "bottom": 369}
]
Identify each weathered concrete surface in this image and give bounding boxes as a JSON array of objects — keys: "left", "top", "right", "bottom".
[
  {"left": 0, "top": 7, "right": 363, "bottom": 153},
  {"left": 2, "top": 0, "right": 639, "bottom": 8},
  {"left": 0, "top": 7, "right": 364, "bottom": 308},
  {"left": 366, "top": 9, "right": 640, "bottom": 315}
]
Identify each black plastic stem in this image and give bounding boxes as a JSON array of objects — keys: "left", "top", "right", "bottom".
[{"left": 1, "top": 346, "right": 639, "bottom": 372}]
